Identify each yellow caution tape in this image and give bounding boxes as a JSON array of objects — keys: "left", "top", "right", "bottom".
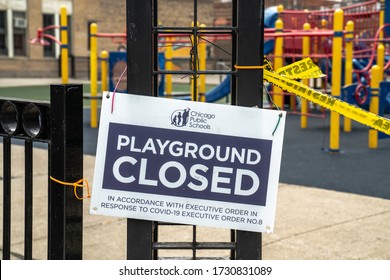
[
  {"left": 275, "top": 57, "right": 326, "bottom": 80},
  {"left": 263, "top": 58, "right": 390, "bottom": 136}
]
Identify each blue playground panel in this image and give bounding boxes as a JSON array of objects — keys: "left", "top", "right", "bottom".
[
  {"left": 158, "top": 52, "right": 165, "bottom": 96},
  {"left": 109, "top": 52, "right": 127, "bottom": 93},
  {"left": 205, "top": 75, "right": 231, "bottom": 102},
  {"left": 109, "top": 52, "right": 165, "bottom": 96},
  {"left": 379, "top": 81, "right": 390, "bottom": 139},
  {"left": 342, "top": 83, "right": 370, "bottom": 109},
  {"left": 342, "top": 82, "right": 390, "bottom": 139}
]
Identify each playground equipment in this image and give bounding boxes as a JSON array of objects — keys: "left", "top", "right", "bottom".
[
  {"left": 370, "top": 65, "right": 381, "bottom": 148},
  {"left": 330, "top": 9, "right": 343, "bottom": 152},
  {"left": 38, "top": 2, "right": 389, "bottom": 147},
  {"left": 30, "top": 7, "right": 115, "bottom": 128},
  {"left": 90, "top": 23, "right": 98, "bottom": 128},
  {"left": 264, "top": 0, "right": 390, "bottom": 150},
  {"left": 30, "top": 6, "right": 69, "bottom": 84},
  {"left": 101, "top": 50, "right": 109, "bottom": 92}
]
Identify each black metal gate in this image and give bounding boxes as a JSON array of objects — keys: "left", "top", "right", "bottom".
[
  {"left": 1, "top": 0, "right": 265, "bottom": 260},
  {"left": 126, "top": 0, "right": 265, "bottom": 260},
  {"left": 1, "top": 84, "right": 83, "bottom": 260}
]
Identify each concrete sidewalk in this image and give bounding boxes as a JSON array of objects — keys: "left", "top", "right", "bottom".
[{"left": 1, "top": 143, "right": 389, "bottom": 260}]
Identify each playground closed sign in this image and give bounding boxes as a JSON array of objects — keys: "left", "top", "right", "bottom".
[{"left": 90, "top": 93, "right": 286, "bottom": 233}]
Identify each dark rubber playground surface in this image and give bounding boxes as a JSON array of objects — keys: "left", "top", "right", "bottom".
[
  {"left": 279, "top": 111, "right": 390, "bottom": 200},
  {"left": 83, "top": 108, "right": 390, "bottom": 200}
]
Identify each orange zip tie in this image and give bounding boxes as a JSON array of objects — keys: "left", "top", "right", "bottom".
[
  {"left": 50, "top": 176, "right": 91, "bottom": 200},
  {"left": 234, "top": 65, "right": 264, "bottom": 69}
]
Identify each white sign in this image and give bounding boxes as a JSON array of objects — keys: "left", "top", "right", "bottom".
[{"left": 90, "top": 93, "right": 286, "bottom": 233}]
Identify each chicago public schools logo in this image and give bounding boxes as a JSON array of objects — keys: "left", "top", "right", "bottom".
[
  {"left": 171, "top": 108, "right": 214, "bottom": 130},
  {"left": 171, "top": 108, "right": 190, "bottom": 127}
]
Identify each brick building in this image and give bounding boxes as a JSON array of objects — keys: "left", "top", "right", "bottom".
[
  {"left": 0, "top": 0, "right": 128, "bottom": 78},
  {"left": 0, "top": 0, "right": 216, "bottom": 78}
]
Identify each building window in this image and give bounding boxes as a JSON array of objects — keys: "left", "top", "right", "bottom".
[
  {"left": 0, "top": 11, "right": 7, "bottom": 55},
  {"left": 43, "top": 14, "right": 55, "bottom": 57},
  {"left": 13, "top": 11, "right": 27, "bottom": 56}
]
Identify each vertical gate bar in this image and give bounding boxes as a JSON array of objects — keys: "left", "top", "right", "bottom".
[
  {"left": 192, "top": 0, "right": 198, "bottom": 258},
  {"left": 48, "top": 84, "right": 65, "bottom": 259},
  {"left": 127, "top": 220, "right": 153, "bottom": 259},
  {"left": 191, "top": 0, "right": 199, "bottom": 101},
  {"left": 24, "top": 140, "right": 33, "bottom": 260},
  {"left": 153, "top": 0, "right": 159, "bottom": 98},
  {"left": 193, "top": 0, "right": 197, "bottom": 26},
  {"left": 152, "top": 0, "right": 159, "bottom": 258},
  {"left": 231, "top": 0, "right": 238, "bottom": 106},
  {"left": 236, "top": 230, "right": 262, "bottom": 260},
  {"left": 153, "top": 222, "right": 158, "bottom": 259},
  {"left": 49, "top": 84, "right": 83, "bottom": 260},
  {"left": 230, "top": 229, "right": 236, "bottom": 260},
  {"left": 126, "top": 0, "right": 154, "bottom": 96},
  {"left": 126, "top": 0, "right": 154, "bottom": 259},
  {"left": 235, "top": 0, "right": 264, "bottom": 260},
  {"left": 235, "top": 0, "right": 263, "bottom": 107},
  {"left": 2, "top": 136, "right": 11, "bottom": 260},
  {"left": 192, "top": 225, "right": 196, "bottom": 260}
]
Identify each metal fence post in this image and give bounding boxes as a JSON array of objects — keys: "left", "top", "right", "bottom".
[
  {"left": 48, "top": 84, "right": 83, "bottom": 260},
  {"left": 235, "top": 0, "right": 264, "bottom": 109},
  {"left": 235, "top": 0, "right": 264, "bottom": 260},
  {"left": 126, "top": 0, "right": 154, "bottom": 259},
  {"left": 2, "top": 136, "right": 11, "bottom": 259}
]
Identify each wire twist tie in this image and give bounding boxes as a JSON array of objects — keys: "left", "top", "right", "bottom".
[
  {"left": 272, "top": 113, "right": 283, "bottom": 136},
  {"left": 50, "top": 176, "right": 91, "bottom": 200}
]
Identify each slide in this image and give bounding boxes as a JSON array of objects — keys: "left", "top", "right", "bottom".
[
  {"left": 263, "top": 5, "right": 278, "bottom": 55},
  {"left": 179, "top": 76, "right": 230, "bottom": 103},
  {"left": 204, "top": 75, "right": 231, "bottom": 103},
  {"left": 264, "top": 6, "right": 279, "bottom": 28}
]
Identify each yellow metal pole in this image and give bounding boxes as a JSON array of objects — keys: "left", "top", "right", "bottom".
[
  {"left": 368, "top": 44, "right": 385, "bottom": 148},
  {"left": 344, "top": 21, "right": 354, "bottom": 132},
  {"left": 199, "top": 24, "right": 207, "bottom": 102},
  {"left": 101, "top": 50, "right": 108, "bottom": 92},
  {"left": 329, "top": 9, "right": 343, "bottom": 152},
  {"left": 377, "top": 43, "right": 385, "bottom": 82},
  {"left": 301, "top": 22, "right": 310, "bottom": 129},
  {"left": 90, "top": 23, "right": 98, "bottom": 128},
  {"left": 60, "top": 5, "right": 68, "bottom": 84},
  {"left": 277, "top": 4, "right": 284, "bottom": 20},
  {"left": 273, "top": 17, "right": 284, "bottom": 108},
  {"left": 369, "top": 65, "right": 380, "bottom": 149},
  {"left": 316, "top": 19, "right": 328, "bottom": 99},
  {"left": 165, "top": 36, "right": 173, "bottom": 96},
  {"left": 380, "top": 0, "right": 385, "bottom": 39}
]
